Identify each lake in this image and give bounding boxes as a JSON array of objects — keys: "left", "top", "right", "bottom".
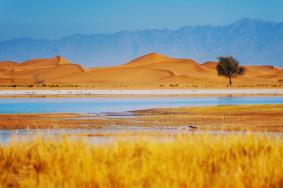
[{"left": 0, "top": 96, "right": 283, "bottom": 114}]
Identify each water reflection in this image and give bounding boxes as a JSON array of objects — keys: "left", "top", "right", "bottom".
[{"left": 0, "top": 96, "right": 282, "bottom": 114}]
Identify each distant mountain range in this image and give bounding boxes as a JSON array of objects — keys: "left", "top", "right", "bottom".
[{"left": 0, "top": 18, "right": 283, "bottom": 67}]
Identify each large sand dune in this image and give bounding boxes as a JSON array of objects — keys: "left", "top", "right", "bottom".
[{"left": 0, "top": 53, "right": 282, "bottom": 87}]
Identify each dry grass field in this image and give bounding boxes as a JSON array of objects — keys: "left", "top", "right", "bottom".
[{"left": 0, "top": 134, "right": 283, "bottom": 187}]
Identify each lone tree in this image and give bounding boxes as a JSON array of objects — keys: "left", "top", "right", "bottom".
[{"left": 216, "top": 56, "right": 245, "bottom": 86}]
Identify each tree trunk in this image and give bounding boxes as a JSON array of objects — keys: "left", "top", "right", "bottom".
[{"left": 229, "top": 76, "right": 232, "bottom": 86}]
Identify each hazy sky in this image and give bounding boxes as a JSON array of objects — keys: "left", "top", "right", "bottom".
[{"left": 0, "top": 0, "right": 283, "bottom": 41}]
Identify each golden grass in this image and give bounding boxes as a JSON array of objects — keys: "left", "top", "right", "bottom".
[{"left": 0, "top": 134, "right": 283, "bottom": 187}]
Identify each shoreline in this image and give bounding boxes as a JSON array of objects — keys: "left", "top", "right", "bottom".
[
  {"left": 0, "top": 104, "right": 282, "bottom": 131},
  {"left": 0, "top": 89, "right": 283, "bottom": 97}
]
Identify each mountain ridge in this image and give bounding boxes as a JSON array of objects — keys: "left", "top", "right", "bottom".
[{"left": 0, "top": 18, "right": 283, "bottom": 67}]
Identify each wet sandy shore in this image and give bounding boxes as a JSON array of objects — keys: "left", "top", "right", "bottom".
[
  {"left": 0, "top": 104, "right": 282, "bottom": 132},
  {"left": 0, "top": 89, "right": 283, "bottom": 97}
]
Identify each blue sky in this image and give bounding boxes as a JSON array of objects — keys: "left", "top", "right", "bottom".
[{"left": 0, "top": 0, "right": 283, "bottom": 40}]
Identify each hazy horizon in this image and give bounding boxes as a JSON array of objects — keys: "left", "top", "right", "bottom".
[
  {"left": 0, "top": 17, "right": 282, "bottom": 42},
  {"left": 1, "top": 1, "right": 283, "bottom": 67},
  {"left": 1, "top": 0, "right": 283, "bottom": 41},
  {"left": 1, "top": 17, "right": 283, "bottom": 67}
]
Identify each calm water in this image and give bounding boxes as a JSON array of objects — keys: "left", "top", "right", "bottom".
[
  {"left": 0, "top": 96, "right": 283, "bottom": 114},
  {"left": 0, "top": 96, "right": 283, "bottom": 143}
]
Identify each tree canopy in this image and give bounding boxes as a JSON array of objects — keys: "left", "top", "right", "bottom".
[{"left": 216, "top": 56, "right": 245, "bottom": 86}]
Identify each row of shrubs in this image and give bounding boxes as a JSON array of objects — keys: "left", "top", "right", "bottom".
[
  {"left": 0, "top": 84, "right": 79, "bottom": 88},
  {"left": 0, "top": 83, "right": 282, "bottom": 88},
  {"left": 160, "top": 84, "right": 283, "bottom": 88}
]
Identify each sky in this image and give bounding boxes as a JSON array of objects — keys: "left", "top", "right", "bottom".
[{"left": 0, "top": 0, "right": 283, "bottom": 41}]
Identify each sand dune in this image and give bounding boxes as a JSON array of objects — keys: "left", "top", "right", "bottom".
[
  {"left": 202, "top": 61, "right": 218, "bottom": 68},
  {"left": 0, "top": 56, "right": 85, "bottom": 83},
  {"left": 0, "top": 53, "right": 282, "bottom": 87}
]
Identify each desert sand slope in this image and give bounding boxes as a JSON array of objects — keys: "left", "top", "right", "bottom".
[
  {"left": 0, "top": 56, "right": 85, "bottom": 83},
  {"left": 14, "top": 56, "right": 71, "bottom": 71},
  {"left": 123, "top": 53, "right": 188, "bottom": 67},
  {"left": 68, "top": 53, "right": 282, "bottom": 86},
  {"left": 0, "top": 53, "right": 282, "bottom": 87},
  {"left": 244, "top": 66, "right": 283, "bottom": 78},
  {"left": 0, "top": 61, "right": 18, "bottom": 69},
  {"left": 202, "top": 61, "right": 218, "bottom": 69},
  {"left": 69, "top": 53, "right": 223, "bottom": 84}
]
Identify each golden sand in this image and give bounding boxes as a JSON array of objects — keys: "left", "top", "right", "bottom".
[{"left": 0, "top": 53, "right": 282, "bottom": 88}]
